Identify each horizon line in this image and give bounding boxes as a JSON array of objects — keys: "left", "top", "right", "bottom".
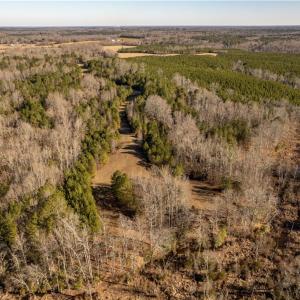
[{"left": 1, "top": 25, "right": 300, "bottom": 28}]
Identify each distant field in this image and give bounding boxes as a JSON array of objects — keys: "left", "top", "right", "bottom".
[
  {"left": 102, "top": 45, "right": 136, "bottom": 53},
  {"left": 118, "top": 52, "right": 180, "bottom": 58},
  {"left": 118, "top": 52, "right": 218, "bottom": 58},
  {"left": 0, "top": 40, "right": 107, "bottom": 53}
]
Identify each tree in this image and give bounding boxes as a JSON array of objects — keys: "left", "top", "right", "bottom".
[
  {"left": 111, "top": 171, "right": 138, "bottom": 215},
  {"left": 144, "top": 95, "right": 173, "bottom": 128}
]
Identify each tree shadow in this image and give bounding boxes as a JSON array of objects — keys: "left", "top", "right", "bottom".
[
  {"left": 92, "top": 184, "right": 136, "bottom": 218},
  {"left": 93, "top": 184, "right": 115, "bottom": 208},
  {"left": 121, "top": 141, "right": 150, "bottom": 168},
  {"left": 191, "top": 185, "right": 220, "bottom": 197},
  {"left": 191, "top": 181, "right": 223, "bottom": 200},
  {"left": 282, "top": 219, "right": 300, "bottom": 231}
]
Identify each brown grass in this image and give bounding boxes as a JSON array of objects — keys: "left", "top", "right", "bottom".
[
  {"left": 118, "top": 52, "right": 218, "bottom": 58},
  {"left": 102, "top": 45, "right": 136, "bottom": 53},
  {"left": 195, "top": 52, "right": 218, "bottom": 57}
]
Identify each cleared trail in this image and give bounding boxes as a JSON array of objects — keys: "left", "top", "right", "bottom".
[
  {"left": 92, "top": 103, "right": 150, "bottom": 185},
  {"left": 92, "top": 100, "right": 217, "bottom": 211}
]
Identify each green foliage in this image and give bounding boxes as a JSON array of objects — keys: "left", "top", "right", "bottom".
[
  {"left": 36, "top": 185, "right": 68, "bottom": 232},
  {"left": 225, "top": 50, "right": 300, "bottom": 78},
  {"left": 0, "top": 201, "right": 22, "bottom": 246},
  {"left": 15, "top": 66, "right": 81, "bottom": 128},
  {"left": 117, "top": 84, "right": 132, "bottom": 99},
  {"left": 144, "top": 121, "right": 173, "bottom": 166},
  {"left": 118, "top": 43, "right": 214, "bottom": 55},
  {"left": 25, "top": 212, "right": 42, "bottom": 264},
  {"left": 0, "top": 182, "right": 10, "bottom": 198},
  {"left": 209, "top": 119, "right": 251, "bottom": 145},
  {"left": 64, "top": 93, "right": 121, "bottom": 232},
  {"left": 221, "top": 177, "right": 242, "bottom": 192},
  {"left": 0, "top": 57, "right": 9, "bottom": 69},
  {"left": 64, "top": 160, "right": 101, "bottom": 233},
  {"left": 16, "top": 68, "right": 81, "bottom": 101},
  {"left": 20, "top": 99, "right": 53, "bottom": 128},
  {"left": 0, "top": 212, "right": 18, "bottom": 247},
  {"left": 86, "top": 58, "right": 116, "bottom": 79},
  {"left": 111, "top": 171, "right": 138, "bottom": 214},
  {"left": 214, "top": 227, "right": 227, "bottom": 248},
  {"left": 130, "top": 55, "right": 300, "bottom": 105},
  {"left": 0, "top": 184, "right": 70, "bottom": 249}
]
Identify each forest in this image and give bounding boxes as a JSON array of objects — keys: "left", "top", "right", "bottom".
[{"left": 0, "top": 28, "right": 299, "bottom": 300}]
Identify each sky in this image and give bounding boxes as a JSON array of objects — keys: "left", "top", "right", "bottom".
[{"left": 0, "top": 1, "right": 299, "bottom": 27}]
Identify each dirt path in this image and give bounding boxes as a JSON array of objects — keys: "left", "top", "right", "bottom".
[
  {"left": 92, "top": 103, "right": 150, "bottom": 186},
  {"left": 92, "top": 100, "right": 217, "bottom": 211}
]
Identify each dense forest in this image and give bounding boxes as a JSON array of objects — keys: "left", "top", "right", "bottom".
[
  {"left": 128, "top": 53, "right": 300, "bottom": 104},
  {"left": 0, "top": 35, "right": 299, "bottom": 299}
]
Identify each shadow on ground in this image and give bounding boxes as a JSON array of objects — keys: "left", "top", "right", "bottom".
[{"left": 92, "top": 184, "right": 135, "bottom": 217}]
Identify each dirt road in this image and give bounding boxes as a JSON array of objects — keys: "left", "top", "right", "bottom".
[
  {"left": 92, "top": 100, "right": 217, "bottom": 211},
  {"left": 92, "top": 103, "right": 150, "bottom": 185}
]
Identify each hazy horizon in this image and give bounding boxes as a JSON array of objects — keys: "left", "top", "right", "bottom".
[{"left": 0, "top": 1, "right": 299, "bottom": 27}]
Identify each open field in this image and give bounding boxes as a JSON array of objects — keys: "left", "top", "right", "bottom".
[
  {"left": 0, "top": 40, "right": 106, "bottom": 52},
  {"left": 195, "top": 52, "right": 218, "bottom": 57},
  {"left": 118, "top": 52, "right": 218, "bottom": 58},
  {"left": 118, "top": 52, "right": 180, "bottom": 58},
  {"left": 102, "top": 44, "right": 136, "bottom": 53}
]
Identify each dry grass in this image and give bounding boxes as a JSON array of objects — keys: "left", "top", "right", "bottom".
[
  {"left": 92, "top": 133, "right": 150, "bottom": 185},
  {"left": 92, "top": 104, "right": 151, "bottom": 185},
  {"left": 0, "top": 40, "right": 105, "bottom": 53},
  {"left": 118, "top": 37, "right": 142, "bottom": 44},
  {"left": 102, "top": 45, "right": 136, "bottom": 53},
  {"left": 118, "top": 53, "right": 179, "bottom": 58},
  {"left": 195, "top": 52, "right": 218, "bottom": 57},
  {"left": 0, "top": 42, "right": 218, "bottom": 59},
  {"left": 118, "top": 52, "right": 218, "bottom": 58}
]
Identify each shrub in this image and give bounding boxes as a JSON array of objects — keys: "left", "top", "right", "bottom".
[
  {"left": 20, "top": 100, "right": 52, "bottom": 128},
  {"left": 64, "top": 162, "right": 101, "bottom": 233},
  {"left": 214, "top": 227, "right": 227, "bottom": 248},
  {"left": 144, "top": 121, "right": 173, "bottom": 165},
  {"left": 0, "top": 182, "right": 10, "bottom": 198},
  {"left": 0, "top": 213, "right": 17, "bottom": 247},
  {"left": 111, "top": 171, "right": 138, "bottom": 215}
]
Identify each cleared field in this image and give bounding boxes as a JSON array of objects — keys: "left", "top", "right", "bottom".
[
  {"left": 118, "top": 52, "right": 179, "bottom": 58},
  {"left": 0, "top": 40, "right": 107, "bottom": 53},
  {"left": 118, "top": 52, "right": 218, "bottom": 58},
  {"left": 118, "top": 37, "right": 141, "bottom": 44},
  {"left": 102, "top": 45, "right": 136, "bottom": 53},
  {"left": 0, "top": 42, "right": 218, "bottom": 59},
  {"left": 195, "top": 52, "right": 218, "bottom": 57}
]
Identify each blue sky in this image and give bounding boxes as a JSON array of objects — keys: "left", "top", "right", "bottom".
[{"left": 0, "top": 1, "right": 299, "bottom": 26}]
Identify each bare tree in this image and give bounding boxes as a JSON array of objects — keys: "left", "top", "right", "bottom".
[{"left": 144, "top": 95, "right": 173, "bottom": 128}]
